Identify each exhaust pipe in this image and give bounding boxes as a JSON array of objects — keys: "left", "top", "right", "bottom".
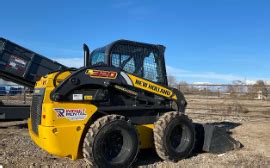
[{"left": 83, "top": 44, "right": 90, "bottom": 67}]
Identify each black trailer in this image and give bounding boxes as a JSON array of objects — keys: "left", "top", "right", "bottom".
[
  {"left": 0, "top": 37, "right": 67, "bottom": 119},
  {"left": 0, "top": 105, "right": 30, "bottom": 120}
]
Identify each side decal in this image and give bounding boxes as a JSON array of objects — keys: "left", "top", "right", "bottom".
[
  {"left": 54, "top": 108, "right": 87, "bottom": 121},
  {"left": 128, "top": 74, "right": 173, "bottom": 98}
]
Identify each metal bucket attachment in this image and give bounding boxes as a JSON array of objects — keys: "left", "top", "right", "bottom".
[{"left": 194, "top": 123, "right": 241, "bottom": 154}]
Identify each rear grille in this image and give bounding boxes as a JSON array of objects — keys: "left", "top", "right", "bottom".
[{"left": 31, "top": 94, "right": 44, "bottom": 135}]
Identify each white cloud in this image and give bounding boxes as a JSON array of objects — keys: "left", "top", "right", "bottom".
[
  {"left": 166, "top": 65, "right": 243, "bottom": 82},
  {"left": 245, "top": 80, "right": 257, "bottom": 85},
  {"left": 192, "top": 82, "right": 213, "bottom": 85},
  {"left": 47, "top": 58, "right": 270, "bottom": 84},
  {"left": 166, "top": 66, "right": 190, "bottom": 74},
  {"left": 167, "top": 65, "right": 270, "bottom": 83}
]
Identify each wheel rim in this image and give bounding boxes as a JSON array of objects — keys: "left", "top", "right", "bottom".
[
  {"left": 169, "top": 124, "right": 191, "bottom": 153},
  {"left": 102, "top": 130, "right": 124, "bottom": 161}
]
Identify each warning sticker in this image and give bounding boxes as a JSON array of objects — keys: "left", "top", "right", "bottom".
[
  {"left": 73, "top": 94, "right": 83, "bottom": 100},
  {"left": 54, "top": 108, "right": 87, "bottom": 121}
]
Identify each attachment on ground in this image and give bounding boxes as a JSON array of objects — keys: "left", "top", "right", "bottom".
[{"left": 194, "top": 123, "right": 242, "bottom": 154}]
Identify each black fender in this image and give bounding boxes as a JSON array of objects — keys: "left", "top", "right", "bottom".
[{"left": 171, "top": 88, "right": 187, "bottom": 113}]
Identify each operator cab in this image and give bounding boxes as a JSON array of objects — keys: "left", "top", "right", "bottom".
[{"left": 88, "top": 40, "right": 168, "bottom": 86}]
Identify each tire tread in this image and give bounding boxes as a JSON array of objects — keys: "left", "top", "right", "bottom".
[{"left": 153, "top": 111, "right": 194, "bottom": 161}]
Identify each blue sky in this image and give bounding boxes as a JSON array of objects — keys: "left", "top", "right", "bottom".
[{"left": 1, "top": 0, "right": 270, "bottom": 84}]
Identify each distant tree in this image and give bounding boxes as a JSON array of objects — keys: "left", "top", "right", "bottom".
[
  {"left": 167, "top": 75, "right": 177, "bottom": 87},
  {"left": 249, "top": 80, "right": 268, "bottom": 98},
  {"left": 178, "top": 81, "right": 188, "bottom": 86},
  {"left": 255, "top": 80, "right": 266, "bottom": 87},
  {"left": 178, "top": 81, "right": 190, "bottom": 93},
  {"left": 226, "top": 80, "right": 246, "bottom": 97}
]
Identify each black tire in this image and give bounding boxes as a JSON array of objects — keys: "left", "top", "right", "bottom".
[
  {"left": 153, "top": 112, "right": 195, "bottom": 161},
  {"left": 83, "top": 115, "right": 139, "bottom": 168}
]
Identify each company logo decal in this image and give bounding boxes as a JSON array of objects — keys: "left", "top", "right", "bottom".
[
  {"left": 54, "top": 108, "right": 87, "bottom": 121},
  {"left": 135, "top": 79, "right": 172, "bottom": 96},
  {"left": 85, "top": 69, "right": 117, "bottom": 79}
]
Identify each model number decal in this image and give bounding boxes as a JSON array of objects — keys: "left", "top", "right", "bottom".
[
  {"left": 54, "top": 108, "right": 87, "bottom": 121},
  {"left": 85, "top": 69, "right": 117, "bottom": 79}
]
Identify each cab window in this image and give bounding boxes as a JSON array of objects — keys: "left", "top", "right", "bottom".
[
  {"left": 90, "top": 47, "right": 106, "bottom": 66},
  {"left": 110, "top": 44, "right": 165, "bottom": 84},
  {"left": 112, "top": 54, "right": 135, "bottom": 74},
  {"left": 143, "top": 52, "right": 162, "bottom": 83}
]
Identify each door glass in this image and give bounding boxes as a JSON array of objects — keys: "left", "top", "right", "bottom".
[
  {"left": 143, "top": 52, "right": 163, "bottom": 83},
  {"left": 91, "top": 52, "right": 105, "bottom": 66},
  {"left": 110, "top": 44, "right": 165, "bottom": 84}
]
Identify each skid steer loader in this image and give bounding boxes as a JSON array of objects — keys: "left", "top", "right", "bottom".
[{"left": 27, "top": 40, "right": 240, "bottom": 167}]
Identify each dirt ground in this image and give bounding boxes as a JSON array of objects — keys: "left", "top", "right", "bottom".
[{"left": 0, "top": 115, "right": 269, "bottom": 168}]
